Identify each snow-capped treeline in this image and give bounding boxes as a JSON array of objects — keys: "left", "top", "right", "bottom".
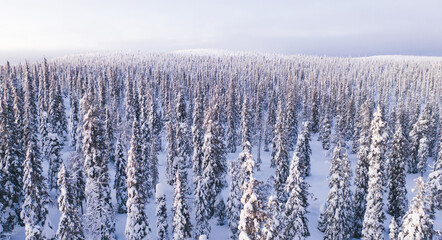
[{"left": 0, "top": 52, "right": 441, "bottom": 239}]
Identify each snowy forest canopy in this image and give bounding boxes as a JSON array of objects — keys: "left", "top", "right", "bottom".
[{"left": 0, "top": 52, "right": 441, "bottom": 239}]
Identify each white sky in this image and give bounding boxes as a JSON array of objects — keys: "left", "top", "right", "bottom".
[{"left": 1, "top": 0, "right": 442, "bottom": 60}]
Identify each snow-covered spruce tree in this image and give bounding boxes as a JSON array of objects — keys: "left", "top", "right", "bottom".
[
  {"left": 173, "top": 170, "right": 192, "bottom": 240},
  {"left": 114, "top": 134, "right": 128, "bottom": 213},
  {"left": 20, "top": 126, "right": 55, "bottom": 240},
  {"left": 427, "top": 103, "right": 438, "bottom": 157},
  {"left": 398, "top": 177, "right": 433, "bottom": 240},
  {"left": 261, "top": 195, "right": 283, "bottom": 240},
  {"left": 69, "top": 96, "right": 79, "bottom": 148},
  {"left": 286, "top": 89, "right": 298, "bottom": 151},
  {"left": 254, "top": 82, "right": 265, "bottom": 169},
  {"left": 361, "top": 106, "right": 388, "bottom": 240},
  {"left": 283, "top": 138, "right": 310, "bottom": 239},
  {"left": 319, "top": 141, "right": 353, "bottom": 240},
  {"left": 70, "top": 152, "right": 85, "bottom": 213},
  {"left": 353, "top": 100, "right": 372, "bottom": 238},
  {"left": 48, "top": 78, "right": 67, "bottom": 139},
  {"left": 0, "top": 96, "right": 23, "bottom": 231},
  {"left": 241, "top": 93, "right": 253, "bottom": 151},
  {"left": 125, "top": 118, "right": 152, "bottom": 240},
  {"left": 195, "top": 175, "right": 213, "bottom": 238},
  {"left": 82, "top": 95, "right": 115, "bottom": 239},
  {"left": 165, "top": 99, "right": 177, "bottom": 185},
  {"left": 264, "top": 89, "right": 277, "bottom": 152},
  {"left": 226, "top": 77, "right": 239, "bottom": 153},
  {"left": 139, "top": 98, "right": 153, "bottom": 199},
  {"left": 148, "top": 93, "right": 162, "bottom": 153},
  {"left": 192, "top": 84, "right": 205, "bottom": 184},
  {"left": 424, "top": 151, "right": 442, "bottom": 229},
  {"left": 295, "top": 121, "right": 312, "bottom": 177},
  {"left": 389, "top": 217, "right": 399, "bottom": 240},
  {"left": 47, "top": 132, "right": 62, "bottom": 191},
  {"left": 156, "top": 194, "right": 168, "bottom": 240},
  {"left": 387, "top": 122, "right": 408, "bottom": 220},
  {"left": 227, "top": 159, "right": 242, "bottom": 239},
  {"left": 238, "top": 154, "right": 266, "bottom": 240},
  {"left": 174, "top": 90, "right": 192, "bottom": 194},
  {"left": 310, "top": 90, "right": 320, "bottom": 134},
  {"left": 104, "top": 108, "right": 115, "bottom": 163},
  {"left": 417, "top": 136, "right": 429, "bottom": 176},
  {"left": 201, "top": 99, "right": 227, "bottom": 218},
  {"left": 273, "top": 101, "right": 290, "bottom": 201},
  {"left": 56, "top": 164, "right": 85, "bottom": 240},
  {"left": 408, "top": 106, "right": 430, "bottom": 173},
  {"left": 321, "top": 108, "right": 332, "bottom": 150},
  {"left": 215, "top": 196, "right": 227, "bottom": 225}
]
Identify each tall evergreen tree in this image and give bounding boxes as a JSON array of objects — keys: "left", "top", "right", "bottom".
[
  {"left": 173, "top": 170, "right": 192, "bottom": 240},
  {"left": 82, "top": 96, "right": 115, "bottom": 239},
  {"left": 283, "top": 139, "right": 310, "bottom": 239},
  {"left": 361, "top": 106, "right": 387, "bottom": 240},
  {"left": 47, "top": 133, "right": 62, "bottom": 191},
  {"left": 114, "top": 135, "right": 128, "bottom": 214},
  {"left": 398, "top": 177, "right": 433, "bottom": 240},
  {"left": 264, "top": 89, "right": 276, "bottom": 152},
  {"left": 387, "top": 122, "right": 408, "bottom": 220},
  {"left": 286, "top": 89, "right": 298, "bottom": 151},
  {"left": 408, "top": 106, "right": 431, "bottom": 173},
  {"left": 226, "top": 77, "right": 239, "bottom": 153},
  {"left": 319, "top": 141, "right": 353, "bottom": 240},
  {"left": 227, "top": 159, "right": 242, "bottom": 239},
  {"left": 321, "top": 108, "right": 332, "bottom": 150},
  {"left": 273, "top": 102, "right": 289, "bottom": 201},
  {"left": 295, "top": 121, "right": 312, "bottom": 177},
  {"left": 56, "top": 164, "right": 85, "bottom": 240},
  {"left": 353, "top": 100, "right": 372, "bottom": 238},
  {"left": 125, "top": 119, "right": 152, "bottom": 240},
  {"left": 192, "top": 85, "right": 205, "bottom": 185},
  {"left": 156, "top": 194, "right": 168, "bottom": 240},
  {"left": 238, "top": 153, "right": 266, "bottom": 240}
]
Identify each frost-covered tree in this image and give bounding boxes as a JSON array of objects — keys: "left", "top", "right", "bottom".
[
  {"left": 264, "top": 89, "right": 277, "bottom": 152},
  {"left": 104, "top": 108, "right": 115, "bottom": 163},
  {"left": 389, "top": 217, "right": 399, "bottom": 240},
  {"left": 173, "top": 170, "right": 192, "bottom": 240},
  {"left": 319, "top": 141, "right": 353, "bottom": 240},
  {"left": 361, "top": 106, "right": 387, "bottom": 240},
  {"left": 56, "top": 164, "right": 85, "bottom": 240},
  {"left": 387, "top": 122, "right": 408, "bottom": 220},
  {"left": 165, "top": 100, "right": 177, "bottom": 185},
  {"left": 195, "top": 174, "right": 213, "bottom": 238},
  {"left": 227, "top": 159, "right": 242, "bottom": 239},
  {"left": 417, "top": 136, "right": 429, "bottom": 176},
  {"left": 238, "top": 154, "right": 266, "bottom": 240},
  {"left": 283, "top": 139, "right": 310, "bottom": 239},
  {"left": 286, "top": 89, "right": 298, "bottom": 151},
  {"left": 125, "top": 118, "right": 152, "bottom": 240},
  {"left": 215, "top": 197, "right": 227, "bottom": 226},
  {"left": 69, "top": 96, "right": 79, "bottom": 148},
  {"left": 156, "top": 194, "right": 168, "bottom": 240},
  {"left": 114, "top": 134, "right": 127, "bottom": 213},
  {"left": 398, "top": 177, "right": 433, "bottom": 240},
  {"left": 310, "top": 90, "right": 320, "bottom": 133},
  {"left": 353, "top": 100, "right": 372, "bottom": 238},
  {"left": 201, "top": 99, "right": 227, "bottom": 217},
  {"left": 20, "top": 127, "right": 55, "bottom": 240},
  {"left": 294, "top": 121, "right": 312, "bottom": 177},
  {"left": 82, "top": 96, "right": 115, "bottom": 239},
  {"left": 408, "top": 106, "right": 431, "bottom": 174},
  {"left": 226, "top": 77, "right": 239, "bottom": 153},
  {"left": 321, "top": 108, "right": 332, "bottom": 150},
  {"left": 192, "top": 85, "right": 205, "bottom": 184},
  {"left": 273, "top": 102, "right": 289, "bottom": 201},
  {"left": 47, "top": 133, "right": 62, "bottom": 191}
]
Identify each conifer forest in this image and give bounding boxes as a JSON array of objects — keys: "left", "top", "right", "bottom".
[{"left": 0, "top": 52, "right": 441, "bottom": 240}]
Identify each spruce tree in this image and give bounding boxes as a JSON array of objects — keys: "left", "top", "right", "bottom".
[
  {"left": 173, "top": 170, "right": 192, "bottom": 240},
  {"left": 321, "top": 108, "right": 332, "bottom": 150},
  {"left": 387, "top": 122, "right": 408, "bottom": 220},
  {"left": 361, "top": 106, "right": 387, "bottom": 240},
  {"left": 21, "top": 127, "right": 55, "bottom": 240},
  {"left": 156, "top": 194, "right": 168, "bottom": 240},
  {"left": 226, "top": 77, "right": 239, "bottom": 153},
  {"left": 398, "top": 177, "right": 433, "bottom": 239},
  {"left": 320, "top": 141, "right": 353, "bottom": 240},
  {"left": 417, "top": 136, "right": 429, "bottom": 176},
  {"left": 283, "top": 140, "right": 310, "bottom": 239},
  {"left": 192, "top": 85, "right": 205, "bottom": 184},
  {"left": 286, "top": 89, "right": 298, "bottom": 151},
  {"left": 389, "top": 217, "right": 399, "bottom": 240},
  {"left": 114, "top": 135, "right": 128, "bottom": 214},
  {"left": 273, "top": 102, "right": 289, "bottom": 201},
  {"left": 227, "top": 159, "right": 242, "bottom": 239},
  {"left": 56, "top": 164, "right": 85, "bottom": 240},
  {"left": 264, "top": 89, "right": 276, "bottom": 152},
  {"left": 295, "top": 121, "right": 312, "bottom": 177},
  {"left": 353, "top": 100, "right": 372, "bottom": 238},
  {"left": 47, "top": 133, "right": 62, "bottom": 191},
  {"left": 125, "top": 118, "right": 152, "bottom": 240},
  {"left": 82, "top": 96, "right": 115, "bottom": 239},
  {"left": 238, "top": 154, "right": 266, "bottom": 240}
]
